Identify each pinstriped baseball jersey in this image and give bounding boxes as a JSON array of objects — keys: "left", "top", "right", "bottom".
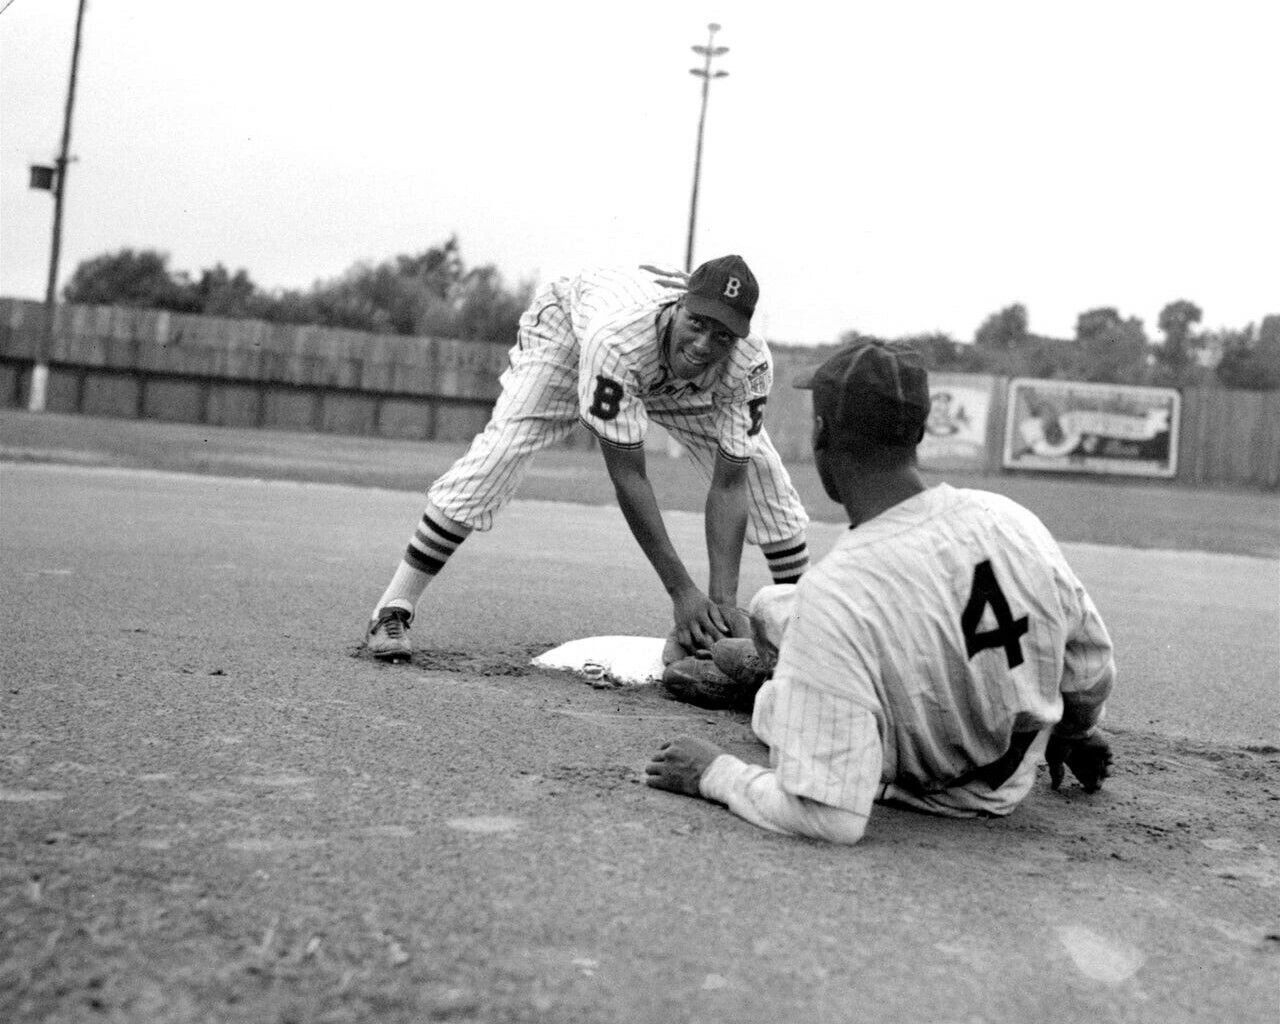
[
  {"left": 568, "top": 269, "right": 773, "bottom": 460},
  {"left": 702, "top": 484, "right": 1114, "bottom": 835},
  {"left": 426, "top": 266, "right": 806, "bottom": 541}
]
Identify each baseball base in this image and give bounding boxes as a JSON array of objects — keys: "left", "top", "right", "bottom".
[{"left": 532, "top": 636, "right": 666, "bottom": 688}]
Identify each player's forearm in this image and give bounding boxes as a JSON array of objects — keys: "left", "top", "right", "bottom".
[
  {"left": 1058, "top": 601, "right": 1115, "bottom": 737},
  {"left": 699, "top": 755, "right": 869, "bottom": 844},
  {"left": 1058, "top": 686, "right": 1109, "bottom": 738},
  {"left": 1058, "top": 637, "right": 1110, "bottom": 738},
  {"left": 1052, "top": 573, "right": 1116, "bottom": 735},
  {"left": 703, "top": 456, "right": 749, "bottom": 604},
  {"left": 609, "top": 464, "right": 696, "bottom": 595},
  {"left": 703, "top": 478, "right": 748, "bottom": 605}
]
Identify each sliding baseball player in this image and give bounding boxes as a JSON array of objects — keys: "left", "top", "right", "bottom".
[{"left": 649, "top": 342, "right": 1116, "bottom": 842}]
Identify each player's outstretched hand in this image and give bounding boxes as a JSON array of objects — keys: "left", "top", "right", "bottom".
[
  {"left": 672, "top": 588, "right": 734, "bottom": 653},
  {"left": 662, "top": 629, "right": 692, "bottom": 666},
  {"left": 662, "top": 606, "right": 750, "bottom": 666},
  {"left": 1046, "top": 730, "right": 1113, "bottom": 793},
  {"left": 639, "top": 264, "right": 690, "bottom": 290},
  {"left": 646, "top": 736, "right": 724, "bottom": 796},
  {"left": 717, "top": 604, "right": 754, "bottom": 641}
]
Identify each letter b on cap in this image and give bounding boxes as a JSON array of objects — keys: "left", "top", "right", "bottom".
[{"left": 724, "top": 276, "right": 741, "bottom": 298}]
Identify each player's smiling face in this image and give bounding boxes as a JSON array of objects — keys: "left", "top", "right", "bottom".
[{"left": 668, "top": 303, "right": 739, "bottom": 380}]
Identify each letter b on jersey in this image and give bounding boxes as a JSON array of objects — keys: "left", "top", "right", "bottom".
[{"left": 589, "top": 375, "right": 624, "bottom": 420}]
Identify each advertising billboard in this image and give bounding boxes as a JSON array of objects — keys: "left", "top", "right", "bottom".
[
  {"left": 919, "top": 373, "right": 997, "bottom": 472},
  {"left": 1003, "top": 378, "right": 1180, "bottom": 478}
]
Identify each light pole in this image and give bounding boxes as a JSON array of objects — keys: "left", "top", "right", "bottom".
[
  {"left": 684, "top": 22, "right": 728, "bottom": 273},
  {"left": 28, "top": 0, "right": 89, "bottom": 412}
]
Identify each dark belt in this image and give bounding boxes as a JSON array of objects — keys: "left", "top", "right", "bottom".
[
  {"left": 952, "top": 730, "right": 1039, "bottom": 791},
  {"left": 900, "top": 730, "right": 1040, "bottom": 796}
]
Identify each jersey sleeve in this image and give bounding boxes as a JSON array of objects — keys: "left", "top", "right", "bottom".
[
  {"left": 1055, "top": 566, "right": 1115, "bottom": 736},
  {"left": 749, "top": 572, "right": 885, "bottom": 817},
  {"left": 578, "top": 328, "right": 647, "bottom": 448},
  {"left": 992, "top": 494, "right": 1116, "bottom": 738},
  {"left": 697, "top": 754, "right": 870, "bottom": 844},
  {"left": 712, "top": 347, "right": 773, "bottom": 462}
]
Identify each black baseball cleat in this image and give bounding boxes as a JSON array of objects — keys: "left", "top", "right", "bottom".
[{"left": 366, "top": 606, "right": 412, "bottom": 662}]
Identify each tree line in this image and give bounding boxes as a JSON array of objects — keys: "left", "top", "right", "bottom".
[
  {"left": 61, "top": 237, "right": 531, "bottom": 345},
  {"left": 823, "top": 301, "right": 1280, "bottom": 392},
  {"left": 61, "top": 241, "right": 1278, "bottom": 390}
]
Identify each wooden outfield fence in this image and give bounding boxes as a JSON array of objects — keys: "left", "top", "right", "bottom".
[
  {"left": 1, "top": 298, "right": 1275, "bottom": 488},
  {"left": 1179, "top": 385, "right": 1280, "bottom": 489},
  {"left": 0, "top": 298, "right": 509, "bottom": 444}
]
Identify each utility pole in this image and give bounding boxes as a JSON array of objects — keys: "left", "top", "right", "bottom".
[
  {"left": 29, "top": 0, "right": 89, "bottom": 412},
  {"left": 684, "top": 22, "right": 729, "bottom": 273}
]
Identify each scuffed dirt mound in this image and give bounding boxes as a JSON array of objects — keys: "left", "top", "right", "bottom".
[{"left": 349, "top": 640, "right": 559, "bottom": 677}]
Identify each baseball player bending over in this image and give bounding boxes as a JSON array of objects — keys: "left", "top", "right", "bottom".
[
  {"left": 366, "top": 255, "right": 810, "bottom": 661},
  {"left": 647, "top": 342, "right": 1116, "bottom": 843}
]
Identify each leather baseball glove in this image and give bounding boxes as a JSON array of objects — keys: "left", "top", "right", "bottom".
[{"left": 661, "top": 651, "right": 761, "bottom": 712}]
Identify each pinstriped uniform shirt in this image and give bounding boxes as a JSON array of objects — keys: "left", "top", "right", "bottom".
[
  {"left": 556, "top": 268, "right": 773, "bottom": 461},
  {"left": 700, "top": 484, "right": 1115, "bottom": 841}
]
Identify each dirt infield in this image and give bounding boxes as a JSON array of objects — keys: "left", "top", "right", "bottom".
[
  {"left": 2, "top": 421, "right": 1278, "bottom": 1023},
  {"left": 5, "top": 656, "right": 1279, "bottom": 1024}
]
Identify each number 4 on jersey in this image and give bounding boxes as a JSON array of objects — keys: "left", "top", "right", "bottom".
[{"left": 961, "top": 560, "right": 1029, "bottom": 669}]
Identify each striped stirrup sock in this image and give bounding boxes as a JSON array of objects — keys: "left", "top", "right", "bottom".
[
  {"left": 762, "top": 537, "right": 809, "bottom": 584},
  {"left": 372, "top": 507, "right": 473, "bottom": 620},
  {"left": 404, "top": 507, "right": 472, "bottom": 576}
]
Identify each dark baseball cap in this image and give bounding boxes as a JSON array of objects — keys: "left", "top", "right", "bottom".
[
  {"left": 794, "top": 342, "right": 930, "bottom": 447},
  {"left": 684, "top": 254, "right": 758, "bottom": 338}
]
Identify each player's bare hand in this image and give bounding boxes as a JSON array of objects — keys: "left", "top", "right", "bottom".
[
  {"left": 645, "top": 736, "right": 723, "bottom": 796},
  {"left": 716, "top": 603, "right": 753, "bottom": 640},
  {"left": 662, "top": 606, "right": 746, "bottom": 663},
  {"left": 1046, "top": 730, "right": 1113, "bottom": 793},
  {"left": 639, "top": 264, "right": 689, "bottom": 290},
  {"left": 672, "top": 588, "right": 731, "bottom": 652}
]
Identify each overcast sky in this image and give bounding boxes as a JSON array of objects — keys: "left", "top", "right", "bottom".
[{"left": 2, "top": 0, "right": 1276, "bottom": 345}]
